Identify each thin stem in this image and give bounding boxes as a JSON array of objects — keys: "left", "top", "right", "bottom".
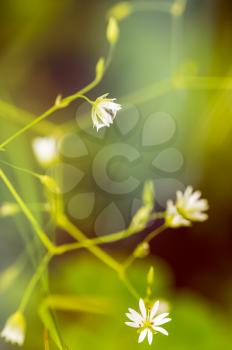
[
  {"left": 19, "top": 253, "right": 52, "bottom": 312},
  {"left": 0, "top": 159, "right": 42, "bottom": 180},
  {"left": 123, "top": 224, "right": 166, "bottom": 270},
  {"left": 0, "top": 169, "right": 55, "bottom": 252},
  {"left": 53, "top": 226, "right": 143, "bottom": 255},
  {"left": 143, "top": 224, "right": 166, "bottom": 244},
  {"left": 44, "top": 329, "right": 50, "bottom": 350},
  {"left": 121, "top": 276, "right": 140, "bottom": 300},
  {"left": 0, "top": 76, "right": 101, "bottom": 150},
  {"left": 57, "top": 215, "right": 122, "bottom": 273}
]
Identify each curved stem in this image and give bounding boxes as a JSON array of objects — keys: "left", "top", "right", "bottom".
[{"left": 123, "top": 224, "right": 167, "bottom": 271}]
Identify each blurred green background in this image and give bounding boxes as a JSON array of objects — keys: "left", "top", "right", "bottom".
[{"left": 0, "top": 0, "right": 232, "bottom": 349}]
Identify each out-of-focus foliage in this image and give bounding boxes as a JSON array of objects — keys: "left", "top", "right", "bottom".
[{"left": 23, "top": 256, "right": 232, "bottom": 350}]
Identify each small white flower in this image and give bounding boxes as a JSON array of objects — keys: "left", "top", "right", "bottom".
[
  {"left": 165, "top": 199, "right": 191, "bottom": 228},
  {"left": 165, "top": 186, "right": 209, "bottom": 228},
  {"left": 1, "top": 311, "right": 26, "bottom": 346},
  {"left": 125, "top": 299, "right": 171, "bottom": 345},
  {"left": 91, "top": 93, "right": 121, "bottom": 131},
  {"left": 32, "top": 137, "right": 58, "bottom": 166},
  {"left": 176, "top": 186, "right": 209, "bottom": 222}
]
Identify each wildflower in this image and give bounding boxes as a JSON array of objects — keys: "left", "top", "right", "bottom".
[
  {"left": 32, "top": 137, "right": 58, "bottom": 166},
  {"left": 165, "top": 199, "right": 191, "bottom": 228},
  {"left": 165, "top": 186, "right": 209, "bottom": 228},
  {"left": 176, "top": 186, "right": 209, "bottom": 222},
  {"left": 91, "top": 94, "right": 121, "bottom": 131},
  {"left": 125, "top": 299, "right": 171, "bottom": 345},
  {"left": 1, "top": 311, "right": 26, "bottom": 346}
]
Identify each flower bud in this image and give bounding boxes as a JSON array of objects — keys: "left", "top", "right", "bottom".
[
  {"left": 106, "top": 17, "right": 119, "bottom": 45},
  {"left": 133, "top": 242, "right": 150, "bottom": 258},
  {"left": 142, "top": 180, "right": 155, "bottom": 208},
  {"left": 130, "top": 206, "right": 152, "bottom": 231},
  {"left": 108, "top": 2, "right": 132, "bottom": 21},
  {"left": 147, "top": 266, "right": 154, "bottom": 286},
  {"left": 171, "top": 0, "right": 186, "bottom": 16}
]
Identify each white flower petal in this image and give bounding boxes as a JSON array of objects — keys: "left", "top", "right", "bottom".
[
  {"left": 138, "top": 328, "right": 148, "bottom": 343},
  {"left": 150, "top": 300, "right": 159, "bottom": 319},
  {"left": 139, "top": 299, "right": 147, "bottom": 319},
  {"left": 147, "top": 329, "right": 153, "bottom": 345},
  {"left": 155, "top": 318, "right": 171, "bottom": 326},
  {"left": 128, "top": 308, "right": 143, "bottom": 323},
  {"left": 126, "top": 312, "right": 141, "bottom": 324},
  {"left": 125, "top": 321, "right": 139, "bottom": 328},
  {"left": 153, "top": 326, "right": 169, "bottom": 336},
  {"left": 153, "top": 312, "right": 169, "bottom": 323}
]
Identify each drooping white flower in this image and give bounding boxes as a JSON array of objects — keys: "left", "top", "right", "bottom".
[
  {"left": 176, "top": 186, "right": 209, "bottom": 222},
  {"left": 125, "top": 299, "right": 171, "bottom": 345},
  {"left": 91, "top": 93, "right": 121, "bottom": 131},
  {"left": 32, "top": 137, "right": 58, "bottom": 166},
  {"left": 1, "top": 311, "right": 26, "bottom": 346},
  {"left": 165, "top": 199, "right": 191, "bottom": 228},
  {"left": 165, "top": 186, "right": 209, "bottom": 228}
]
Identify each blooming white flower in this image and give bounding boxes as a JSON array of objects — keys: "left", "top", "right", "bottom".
[
  {"left": 176, "top": 186, "right": 209, "bottom": 222},
  {"left": 32, "top": 137, "right": 58, "bottom": 166},
  {"left": 125, "top": 299, "right": 171, "bottom": 345},
  {"left": 91, "top": 93, "right": 121, "bottom": 131},
  {"left": 165, "top": 186, "right": 209, "bottom": 228},
  {"left": 165, "top": 199, "right": 191, "bottom": 228},
  {"left": 1, "top": 311, "right": 26, "bottom": 346}
]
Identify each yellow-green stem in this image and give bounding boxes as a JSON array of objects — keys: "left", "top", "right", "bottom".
[
  {"left": 57, "top": 215, "right": 121, "bottom": 273},
  {"left": 0, "top": 169, "right": 55, "bottom": 252},
  {"left": 19, "top": 253, "right": 52, "bottom": 312}
]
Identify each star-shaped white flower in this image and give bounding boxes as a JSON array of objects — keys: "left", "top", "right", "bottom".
[
  {"left": 125, "top": 299, "right": 171, "bottom": 345},
  {"left": 32, "top": 137, "right": 58, "bottom": 166},
  {"left": 176, "top": 186, "right": 209, "bottom": 222},
  {"left": 1, "top": 312, "right": 26, "bottom": 346},
  {"left": 165, "top": 186, "right": 209, "bottom": 228},
  {"left": 91, "top": 93, "right": 121, "bottom": 131}
]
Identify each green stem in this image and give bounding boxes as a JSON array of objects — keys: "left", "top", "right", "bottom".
[
  {"left": 143, "top": 224, "right": 166, "bottom": 244},
  {"left": 123, "top": 224, "right": 166, "bottom": 270},
  {"left": 19, "top": 253, "right": 52, "bottom": 312},
  {"left": 0, "top": 77, "right": 100, "bottom": 150},
  {"left": 0, "top": 159, "right": 42, "bottom": 179},
  {"left": 57, "top": 215, "right": 122, "bottom": 273},
  {"left": 121, "top": 275, "right": 140, "bottom": 300},
  {"left": 0, "top": 169, "right": 55, "bottom": 252}
]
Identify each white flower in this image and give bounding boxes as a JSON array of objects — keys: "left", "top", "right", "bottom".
[
  {"left": 165, "top": 199, "right": 191, "bottom": 228},
  {"left": 1, "top": 312, "right": 26, "bottom": 346},
  {"left": 125, "top": 299, "right": 171, "bottom": 345},
  {"left": 165, "top": 186, "right": 209, "bottom": 228},
  {"left": 32, "top": 137, "right": 58, "bottom": 166},
  {"left": 176, "top": 186, "right": 209, "bottom": 222},
  {"left": 91, "top": 93, "right": 121, "bottom": 131}
]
